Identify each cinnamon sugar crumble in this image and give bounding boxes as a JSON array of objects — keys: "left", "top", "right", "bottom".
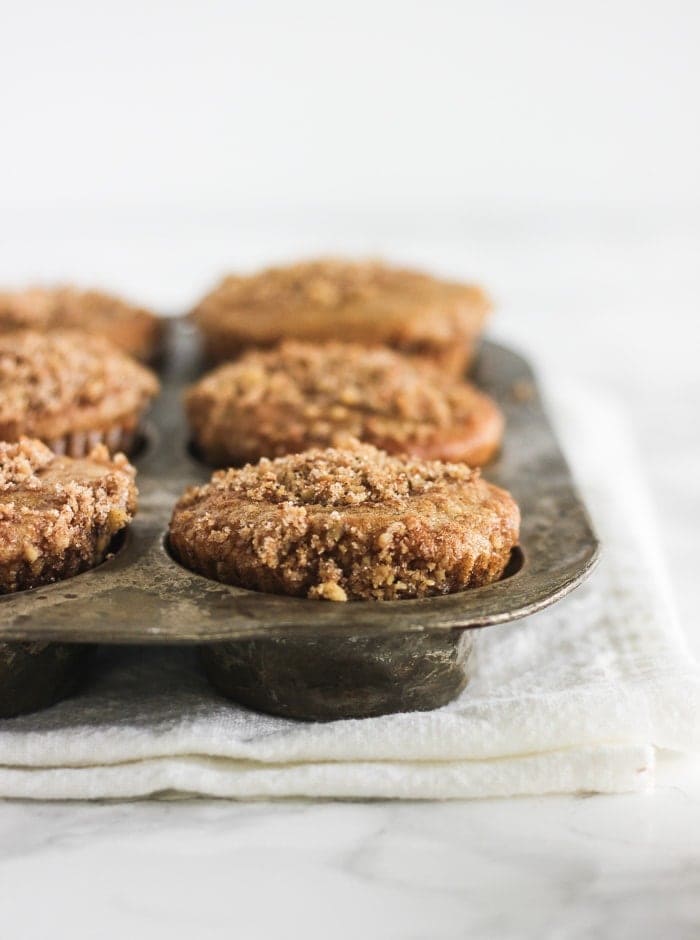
[
  {"left": 182, "top": 442, "right": 479, "bottom": 507},
  {"left": 0, "top": 285, "right": 162, "bottom": 361},
  {"left": 200, "top": 260, "right": 448, "bottom": 309},
  {"left": 0, "top": 329, "right": 159, "bottom": 442},
  {"left": 186, "top": 341, "right": 503, "bottom": 466},
  {"left": 169, "top": 441, "right": 520, "bottom": 602},
  {"left": 0, "top": 438, "right": 137, "bottom": 593},
  {"left": 192, "top": 259, "right": 492, "bottom": 374}
]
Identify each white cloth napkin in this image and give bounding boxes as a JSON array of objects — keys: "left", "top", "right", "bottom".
[{"left": 0, "top": 386, "right": 698, "bottom": 800}]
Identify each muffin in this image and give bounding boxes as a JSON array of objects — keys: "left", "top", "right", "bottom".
[
  {"left": 0, "top": 285, "right": 164, "bottom": 362},
  {"left": 0, "top": 438, "right": 137, "bottom": 593},
  {"left": 169, "top": 440, "right": 520, "bottom": 602},
  {"left": 0, "top": 438, "right": 137, "bottom": 717},
  {"left": 0, "top": 329, "right": 159, "bottom": 457},
  {"left": 186, "top": 341, "right": 504, "bottom": 467},
  {"left": 192, "top": 259, "right": 492, "bottom": 375}
]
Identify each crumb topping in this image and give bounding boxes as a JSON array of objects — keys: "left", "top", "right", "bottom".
[
  {"left": 201, "top": 259, "right": 452, "bottom": 310},
  {"left": 192, "top": 259, "right": 491, "bottom": 367},
  {"left": 0, "top": 285, "right": 162, "bottom": 360},
  {"left": 186, "top": 341, "right": 502, "bottom": 464},
  {"left": 0, "top": 330, "right": 159, "bottom": 440},
  {"left": 0, "top": 438, "right": 137, "bottom": 592},
  {"left": 179, "top": 440, "right": 481, "bottom": 508},
  {"left": 0, "top": 285, "right": 151, "bottom": 331},
  {"left": 169, "top": 441, "right": 520, "bottom": 602}
]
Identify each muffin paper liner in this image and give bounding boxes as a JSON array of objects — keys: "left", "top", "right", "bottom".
[{"left": 47, "top": 423, "right": 138, "bottom": 458}]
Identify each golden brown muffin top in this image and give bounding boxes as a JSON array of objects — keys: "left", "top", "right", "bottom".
[
  {"left": 0, "top": 438, "right": 137, "bottom": 574},
  {"left": 0, "top": 285, "right": 162, "bottom": 360},
  {"left": 169, "top": 440, "right": 519, "bottom": 601},
  {"left": 186, "top": 341, "right": 502, "bottom": 463},
  {"left": 192, "top": 259, "right": 491, "bottom": 350},
  {"left": 0, "top": 330, "right": 159, "bottom": 441}
]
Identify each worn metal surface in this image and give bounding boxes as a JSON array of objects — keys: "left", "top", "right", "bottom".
[
  {"left": 0, "top": 642, "right": 92, "bottom": 718},
  {"left": 0, "top": 319, "right": 599, "bottom": 644},
  {"left": 202, "top": 630, "right": 473, "bottom": 721}
]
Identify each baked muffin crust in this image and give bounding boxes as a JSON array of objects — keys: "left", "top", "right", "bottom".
[
  {"left": 0, "top": 330, "right": 159, "bottom": 451},
  {"left": 169, "top": 440, "right": 520, "bottom": 601},
  {"left": 186, "top": 341, "right": 504, "bottom": 466},
  {"left": 192, "top": 259, "right": 492, "bottom": 374},
  {"left": 0, "top": 285, "right": 163, "bottom": 362},
  {"left": 0, "top": 438, "right": 137, "bottom": 593}
]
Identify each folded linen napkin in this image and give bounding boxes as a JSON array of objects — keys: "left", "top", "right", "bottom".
[{"left": 0, "top": 386, "right": 697, "bottom": 800}]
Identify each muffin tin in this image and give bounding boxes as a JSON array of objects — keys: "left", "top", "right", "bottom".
[{"left": 0, "top": 318, "right": 600, "bottom": 719}]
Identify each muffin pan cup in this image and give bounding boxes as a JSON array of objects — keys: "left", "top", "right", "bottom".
[
  {"left": 0, "top": 641, "right": 93, "bottom": 718},
  {"left": 0, "top": 319, "right": 599, "bottom": 720},
  {"left": 201, "top": 630, "right": 474, "bottom": 721}
]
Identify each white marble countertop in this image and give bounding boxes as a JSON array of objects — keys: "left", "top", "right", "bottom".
[
  {"left": 2, "top": 773, "right": 700, "bottom": 940},
  {"left": 0, "top": 208, "right": 698, "bottom": 938}
]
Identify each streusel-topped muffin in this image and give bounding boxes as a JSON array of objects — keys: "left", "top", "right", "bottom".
[
  {"left": 186, "top": 341, "right": 503, "bottom": 466},
  {"left": 0, "top": 438, "right": 137, "bottom": 593},
  {"left": 192, "top": 259, "right": 491, "bottom": 375},
  {"left": 169, "top": 440, "right": 519, "bottom": 601},
  {"left": 0, "top": 285, "right": 163, "bottom": 362},
  {"left": 0, "top": 330, "right": 159, "bottom": 457},
  {"left": 0, "top": 438, "right": 138, "bottom": 717}
]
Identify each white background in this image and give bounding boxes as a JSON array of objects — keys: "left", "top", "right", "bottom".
[{"left": 1, "top": 0, "right": 699, "bottom": 211}]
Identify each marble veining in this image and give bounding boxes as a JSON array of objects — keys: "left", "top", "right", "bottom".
[{"left": 1, "top": 783, "right": 700, "bottom": 939}]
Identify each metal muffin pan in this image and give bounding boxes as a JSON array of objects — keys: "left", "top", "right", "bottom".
[{"left": 0, "top": 318, "right": 599, "bottom": 719}]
